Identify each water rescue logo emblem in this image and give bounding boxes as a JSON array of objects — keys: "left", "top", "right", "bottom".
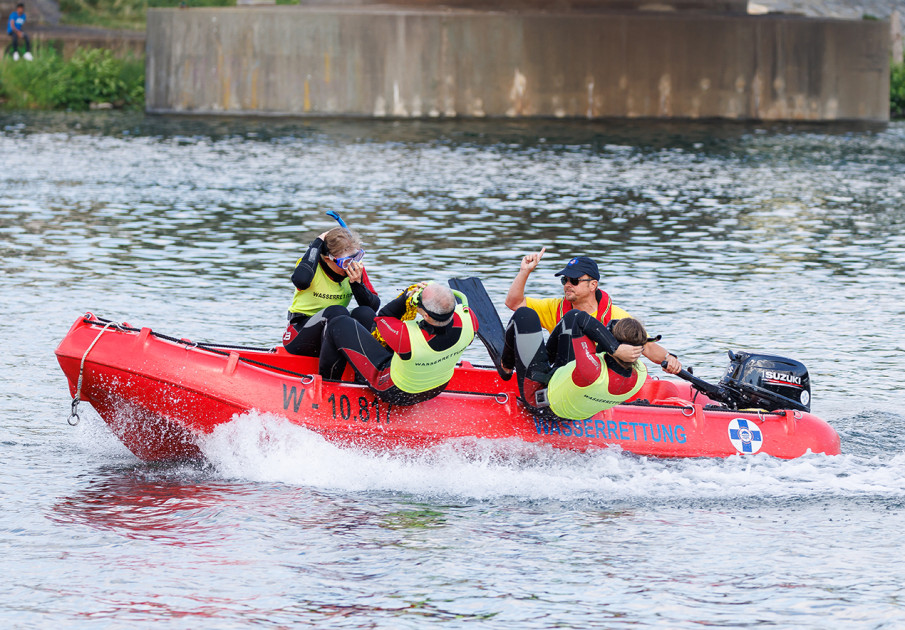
[{"left": 728, "top": 418, "right": 763, "bottom": 454}]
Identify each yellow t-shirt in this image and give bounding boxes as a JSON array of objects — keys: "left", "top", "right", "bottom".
[{"left": 525, "top": 297, "right": 631, "bottom": 333}]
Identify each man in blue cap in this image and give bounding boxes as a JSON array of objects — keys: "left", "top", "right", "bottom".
[{"left": 504, "top": 247, "right": 682, "bottom": 374}]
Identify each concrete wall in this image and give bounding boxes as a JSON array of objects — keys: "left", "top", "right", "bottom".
[
  {"left": 293, "top": 0, "right": 750, "bottom": 13},
  {"left": 146, "top": 7, "right": 890, "bottom": 121}
]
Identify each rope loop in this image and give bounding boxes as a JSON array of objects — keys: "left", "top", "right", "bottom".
[{"left": 68, "top": 321, "right": 116, "bottom": 426}]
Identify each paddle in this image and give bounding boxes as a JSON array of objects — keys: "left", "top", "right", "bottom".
[{"left": 449, "top": 277, "right": 506, "bottom": 370}]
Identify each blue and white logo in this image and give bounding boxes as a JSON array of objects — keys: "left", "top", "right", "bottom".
[
  {"left": 728, "top": 418, "right": 763, "bottom": 454},
  {"left": 568, "top": 257, "right": 578, "bottom": 265}
]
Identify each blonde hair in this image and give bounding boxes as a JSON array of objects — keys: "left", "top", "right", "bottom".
[{"left": 323, "top": 227, "right": 362, "bottom": 258}]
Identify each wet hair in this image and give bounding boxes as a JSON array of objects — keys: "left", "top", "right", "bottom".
[
  {"left": 612, "top": 318, "right": 647, "bottom": 346},
  {"left": 322, "top": 227, "right": 361, "bottom": 258},
  {"left": 419, "top": 284, "right": 456, "bottom": 326}
]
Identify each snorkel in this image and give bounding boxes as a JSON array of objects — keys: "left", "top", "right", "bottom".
[{"left": 324, "top": 211, "right": 365, "bottom": 271}]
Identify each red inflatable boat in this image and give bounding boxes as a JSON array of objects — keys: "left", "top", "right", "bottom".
[{"left": 55, "top": 313, "right": 840, "bottom": 461}]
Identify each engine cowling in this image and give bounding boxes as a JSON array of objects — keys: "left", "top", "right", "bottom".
[{"left": 718, "top": 351, "right": 811, "bottom": 412}]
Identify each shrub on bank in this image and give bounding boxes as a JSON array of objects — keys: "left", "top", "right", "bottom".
[
  {"left": 892, "top": 63, "right": 905, "bottom": 119},
  {"left": 0, "top": 47, "right": 144, "bottom": 111}
]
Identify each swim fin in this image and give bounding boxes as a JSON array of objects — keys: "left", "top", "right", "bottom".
[{"left": 449, "top": 277, "right": 505, "bottom": 370}]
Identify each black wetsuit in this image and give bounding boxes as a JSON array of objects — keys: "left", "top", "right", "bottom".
[
  {"left": 318, "top": 291, "right": 476, "bottom": 406},
  {"left": 502, "top": 307, "right": 626, "bottom": 416},
  {"left": 283, "top": 237, "right": 379, "bottom": 356}
]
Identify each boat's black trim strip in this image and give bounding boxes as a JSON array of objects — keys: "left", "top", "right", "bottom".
[
  {"left": 79, "top": 315, "right": 785, "bottom": 414},
  {"left": 82, "top": 315, "right": 314, "bottom": 379},
  {"left": 81, "top": 315, "right": 508, "bottom": 399}
]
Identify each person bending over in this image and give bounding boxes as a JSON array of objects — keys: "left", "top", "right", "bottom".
[
  {"left": 283, "top": 226, "right": 379, "bottom": 356},
  {"left": 505, "top": 248, "right": 682, "bottom": 375},
  {"left": 500, "top": 306, "right": 651, "bottom": 420},
  {"left": 318, "top": 282, "right": 478, "bottom": 406}
]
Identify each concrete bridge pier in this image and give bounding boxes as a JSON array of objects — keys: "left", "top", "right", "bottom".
[{"left": 145, "top": 4, "right": 890, "bottom": 121}]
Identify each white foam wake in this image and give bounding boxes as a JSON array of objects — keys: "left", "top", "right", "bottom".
[{"left": 198, "top": 411, "right": 905, "bottom": 503}]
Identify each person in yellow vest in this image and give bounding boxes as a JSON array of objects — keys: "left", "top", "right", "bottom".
[
  {"left": 499, "top": 306, "right": 649, "bottom": 420},
  {"left": 318, "top": 282, "right": 478, "bottom": 406},
  {"left": 283, "top": 227, "right": 379, "bottom": 356},
  {"left": 504, "top": 248, "right": 682, "bottom": 374}
]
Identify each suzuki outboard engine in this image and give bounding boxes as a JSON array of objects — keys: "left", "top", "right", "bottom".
[{"left": 719, "top": 351, "right": 811, "bottom": 412}]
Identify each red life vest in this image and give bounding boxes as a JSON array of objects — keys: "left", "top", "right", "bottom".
[{"left": 556, "top": 290, "right": 613, "bottom": 325}]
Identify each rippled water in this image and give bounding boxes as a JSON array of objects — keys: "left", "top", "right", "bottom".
[{"left": 2, "top": 112, "right": 904, "bottom": 628}]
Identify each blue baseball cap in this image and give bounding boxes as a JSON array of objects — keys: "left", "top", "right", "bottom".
[{"left": 554, "top": 256, "right": 599, "bottom": 281}]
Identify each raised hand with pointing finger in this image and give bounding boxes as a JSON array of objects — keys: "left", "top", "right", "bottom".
[
  {"left": 503, "top": 250, "right": 681, "bottom": 376},
  {"left": 520, "top": 246, "right": 546, "bottom": 274},
  {"left": 505, "top": 246, "right": 547, "bottom": 311}
]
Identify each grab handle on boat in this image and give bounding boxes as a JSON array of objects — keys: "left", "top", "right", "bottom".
[{"left": 781, "top": 409, "right": 799, "bottom": 435}]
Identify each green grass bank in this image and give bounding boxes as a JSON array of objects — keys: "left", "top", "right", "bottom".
[
  {"left": 892, "top": 62, "right": 905, "bottom": 119},
  {"left": 0, "top": 47, "right": 144, "bottom": 110}
]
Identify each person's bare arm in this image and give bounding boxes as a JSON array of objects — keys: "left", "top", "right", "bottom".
[
  {"left": 504, "top": 247, "right": 546, "bottom": 311},
  {"left": 643, "top": 341, "right": 682, "bottom": 374}
]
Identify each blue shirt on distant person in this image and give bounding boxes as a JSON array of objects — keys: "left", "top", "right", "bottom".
[{"left": 8, "top": 9, "right": 25, "bottom": 35}]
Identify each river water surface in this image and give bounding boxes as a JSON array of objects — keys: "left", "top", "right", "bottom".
[{"left": 2, "top": 113, "right": 904, "bottom": 628}]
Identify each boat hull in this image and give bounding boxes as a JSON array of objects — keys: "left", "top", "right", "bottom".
[{"left": 55, "top": 315, "right": 841, "bottom": 462}]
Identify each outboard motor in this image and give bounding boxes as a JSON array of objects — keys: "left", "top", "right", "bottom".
[{"left": 719, "top": 351, "right": 811, "bottom": 412}]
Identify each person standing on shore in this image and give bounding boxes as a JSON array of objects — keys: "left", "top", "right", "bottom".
[{"left": 7, "top": 3, "right": 32, "bottom": 61}]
